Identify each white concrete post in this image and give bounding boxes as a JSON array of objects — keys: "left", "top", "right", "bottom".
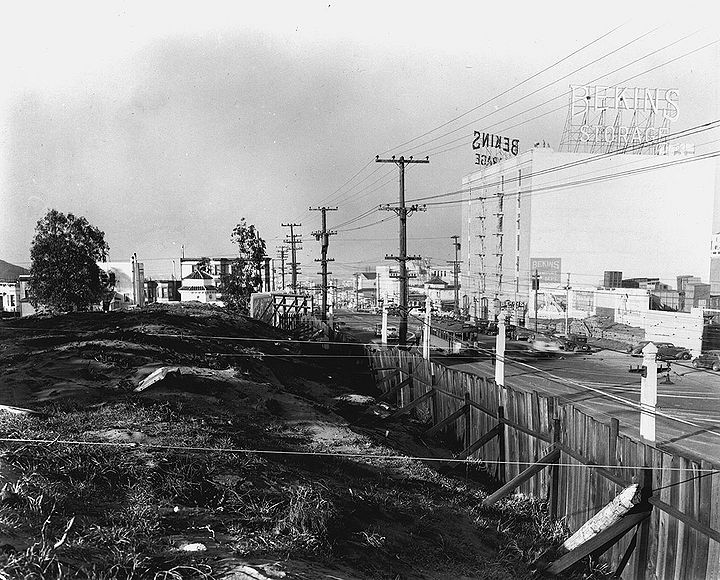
[
  {"left": 640, "top": 342, "right": 658, "bottom": 442},
  {"left": 423, "top": 296, "right": 431, "bottom": 359},
  {"left": 381, "top": 302, "right": 388, "bottom": 346},
  {"left": 495, "top": 311, "right": 507, "bottom": 387}
]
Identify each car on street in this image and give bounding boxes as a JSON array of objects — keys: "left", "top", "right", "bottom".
[
  {"left": 691, "top": 350, "right": 720, "bottom": 371},
  {"left": 629, "top": 341, "right": 691, "bottom": 360},
  {"left": 554, "top": 333, "right": 591, "bottom": 352},
  {"left": 374, "top": 324, "right": 398, "bottom": 338},
  {"left": 529, "top": 334, "right": 563, "bottom": 354}
]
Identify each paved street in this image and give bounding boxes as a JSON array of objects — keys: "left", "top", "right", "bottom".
[{"left": 336, "top": 310, "right": 720, "bottom": 464}]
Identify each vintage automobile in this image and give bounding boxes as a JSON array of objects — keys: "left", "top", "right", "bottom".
[
  {"left": 374, "top": 324, "right": 398, "bottom": 338},
  {"left": 629, "top": 341, "right": 691, "bottom": 360},
  {"left": 529, "top": 334, "right": 563, "bottom": 354},
  {"left": 691, "top": 350, "right": 720, "bottom": 371},
  {"left": 554, "top": 333, "right": 591, "bottom": 352}
]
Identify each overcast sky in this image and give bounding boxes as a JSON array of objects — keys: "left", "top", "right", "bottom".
[{"left": 1, "top": 2, "right": 717, "bottom": 280}]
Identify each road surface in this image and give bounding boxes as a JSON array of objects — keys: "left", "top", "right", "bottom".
[{"left": 336, "top": 310, "right": 720, "bottom": 465}]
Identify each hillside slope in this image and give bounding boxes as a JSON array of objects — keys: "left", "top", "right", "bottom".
[{"left": 0, "top": 304, "right": 604, "bottom": 579}]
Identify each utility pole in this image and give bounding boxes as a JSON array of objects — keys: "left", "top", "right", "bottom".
[
  {"left": 447, "top": 235, "right": 461, "bottom": 318},
  {"left": 532, "top": 269, "right": 540, "bottom": 333},
  {"left": 376, "top": 154, "right": 429, "bottom": 346},
  {"left": 281, "top": 223, "right": 302, "bottom": 292},
  {"left": 310, "top": 206, "right": 337, "bottom": 321},
  {"left": 276, "top": 246, "right": 288, "bottom": 291},
  {"left": 563, "top": 273, "right": 571, "bottom": 335}
]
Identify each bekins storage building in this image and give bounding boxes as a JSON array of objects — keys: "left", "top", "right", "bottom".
[{"left": 459, "top": 145, "right": 717, "bottom": 324}]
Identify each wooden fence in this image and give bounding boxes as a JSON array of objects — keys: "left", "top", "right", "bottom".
[{"left": 366, "top": 346, "right": 720, "bottom": 579}]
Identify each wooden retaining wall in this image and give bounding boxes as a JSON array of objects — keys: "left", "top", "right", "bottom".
[{"left": 367, "top": 346, "right": 720, "bottom": 579}]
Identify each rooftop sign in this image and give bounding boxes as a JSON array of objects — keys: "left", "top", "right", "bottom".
[
  {"left": 472, "top": 131, "right": 519, "bottom": 166},
  {"left": 560, "top": 85, "right": 680, "bottom": 154}
]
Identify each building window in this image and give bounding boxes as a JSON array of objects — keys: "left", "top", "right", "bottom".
[{"left": 10, "top": 295, "right": 15, "bottom": 307}]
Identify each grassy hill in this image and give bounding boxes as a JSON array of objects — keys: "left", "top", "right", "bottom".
[{"left": 0, "top": 303, "right": 607, "bottom": 579}]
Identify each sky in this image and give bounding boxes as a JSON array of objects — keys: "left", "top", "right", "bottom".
[{"left": 1, "top": 1, "right": 717, "bottom": 282}]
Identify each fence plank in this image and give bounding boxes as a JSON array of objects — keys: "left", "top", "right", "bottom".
[
  {"left": 483, "top": 446, "right": 560, "bottom": 507},
  {"left": 363, "top": 347, "right": 718, "bottom": 576}
]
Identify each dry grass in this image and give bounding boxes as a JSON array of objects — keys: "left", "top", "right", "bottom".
[{"left": 0, "top": 306, "right": 613, "bottom": 579}]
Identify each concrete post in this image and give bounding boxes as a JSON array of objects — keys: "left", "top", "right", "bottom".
[
  {"left": 495, "top": 311, "right": 507, "bottom": 387},
  {"left": 423, "top": 296, "right": 431, "bottom": 359},
  {"left": 381, "top": 302, "right": 388, "bottom": 347},
  {"left": 640, "top": 342, "right": 658, "bottom": 442}
]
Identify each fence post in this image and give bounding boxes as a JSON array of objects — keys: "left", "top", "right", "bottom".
[
  {"left": 407, "top": 361, "right": 414, "bottom": 411},
  {"left": 550, "top": 417, "right": 561, "bottom": 519},
  {"left": 640, "top": 343, "right": 658, "bottom": 442},
  {"left": 495, "top": 313, "right": 506, "bottom": 388},
  {"left": 497, "top": 406, "right": 506, "bottom": 483},
  {"left": 609, "top": 417, "right": 620, "bottom": 476},
  {"left": 464, "top": 391, "right": 472, "bottom": 450},
  {"left": 633, "top": 466, "right": 653, "bottom": 579},
  {"left": 430, "top": 365, "right": 438, "bottom": 425},
  {"left": 423, "top": 296, "right": 431, "bottom": 359}
]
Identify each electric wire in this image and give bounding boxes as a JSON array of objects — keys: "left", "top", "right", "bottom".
[
  {"left": 408, "top": 29, "right": 710, "bottom": 159},
  {"left": 381, "top": 22, "right": 629, "bottom": 155}
]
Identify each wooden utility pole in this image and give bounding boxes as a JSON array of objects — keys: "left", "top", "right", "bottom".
[
  {"left": 531, "top": 269, "right": 540, "bottom": 333},
  {"left": 281, "top": 223, "right": 302, "bottom": 292},
  {"left": 563, "top": 273, "right": 571, "bottom": 335},
  {"left": 310, "top": 206, "right": 337, "bottom": 321},
  {"left": 448, "top": 235, "right": 461, "bottom": 317},
  {"left": 276, "top": 246, "right": 288, "bottom": 291},
  {"left": 376, "top": 154, "right": 429, "bottom": 346}
]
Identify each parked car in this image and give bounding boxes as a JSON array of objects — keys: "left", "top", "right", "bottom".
[
  {"left": 554, "top": 333, "right": 591, "bottom": 352},
  {"left": 530, "top": 334, "right": 562, "bottom": 354},
  {"left": 691, "top": 350, "right": 720, "bottom": 371},
  {"left": 374, "top": 324, "right": 398, "bottom": 338},
  {"left": 629, "top": 341, "right": 691, "bottom": 360},
  {"left": 513, "top": 328, "right": 535, "bottom": 342}
]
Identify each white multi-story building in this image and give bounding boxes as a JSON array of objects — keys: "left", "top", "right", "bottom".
[{"left": 460, "top": 146, "right": 716, "bottom": 321}]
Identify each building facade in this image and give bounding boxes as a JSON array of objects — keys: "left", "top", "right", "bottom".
[{"left": 460, "top": 147, "right": 716, "bottom": 320}]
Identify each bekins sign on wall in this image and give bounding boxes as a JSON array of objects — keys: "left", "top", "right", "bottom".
[
  {"left": 530, "top": 258, "right": 562, "bottom": 285},
  {"left": 472, "top": 131, "right": 519, "bottom": 166}
]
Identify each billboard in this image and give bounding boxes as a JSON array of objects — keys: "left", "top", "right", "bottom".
[{"left": 530, "top": 257, "right": 562, "bottom": 285}]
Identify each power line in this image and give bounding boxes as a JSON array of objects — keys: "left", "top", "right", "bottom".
[
  {"left": 413, "top": 32, "right": 716, "bottom": 160},
  {"left": 402, "top": 24, "right": 665, "bottom": 157},
  {"left": 380, "top": 22, "right": 629, "bottom": 156}
]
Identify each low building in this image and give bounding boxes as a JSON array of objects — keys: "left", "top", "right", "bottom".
[
  {"left": 154, "top": 279, "right": 181, "bottom": 303},
  {"left": 180, "top": 256, "right": 274, "bottom": 295},
  {"left": 354, "top": 271, "right": 377, "bottom": 310},
  {"left": 179, "top": 270, "right": 219, "bottom": 303},
  {"left": 0, "top": 280, "right": 18, "bottom": 316}
]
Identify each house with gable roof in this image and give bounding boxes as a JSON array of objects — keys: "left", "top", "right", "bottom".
[{"left": 179, "top": 270, "right": 220, "bottom": 304}]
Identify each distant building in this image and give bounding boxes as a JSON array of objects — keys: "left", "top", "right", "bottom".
[
  {"left": 0, "top": 280, "right": 18, "bottom": 315},
  {"left": 17, "top": 275, "right": 35, "bottom": 317},
  {"left": 180, "top": 256, "right": 273, "bottom": 299},
  {"left": 354, "top": 271, "right": 377, "bottom": 310},
  {"left": 153, "top": 279, "right": 181, "bottom": 303},
  {"left": 179, "top": 270, "right": 219, "bottom": 303},
  {"left": 603, "top": 271, "right": 622, "bottom": 288},
  {"left": 98, "top": 261, "right": 145, "bottom": 311},
  {"left": 460, "top": 147, "right": 715, "bottom": 321}
]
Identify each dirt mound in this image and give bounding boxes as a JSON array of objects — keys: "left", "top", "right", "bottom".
[{"left": 0, "top": 304, "right": 596, "bottom": 579}]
